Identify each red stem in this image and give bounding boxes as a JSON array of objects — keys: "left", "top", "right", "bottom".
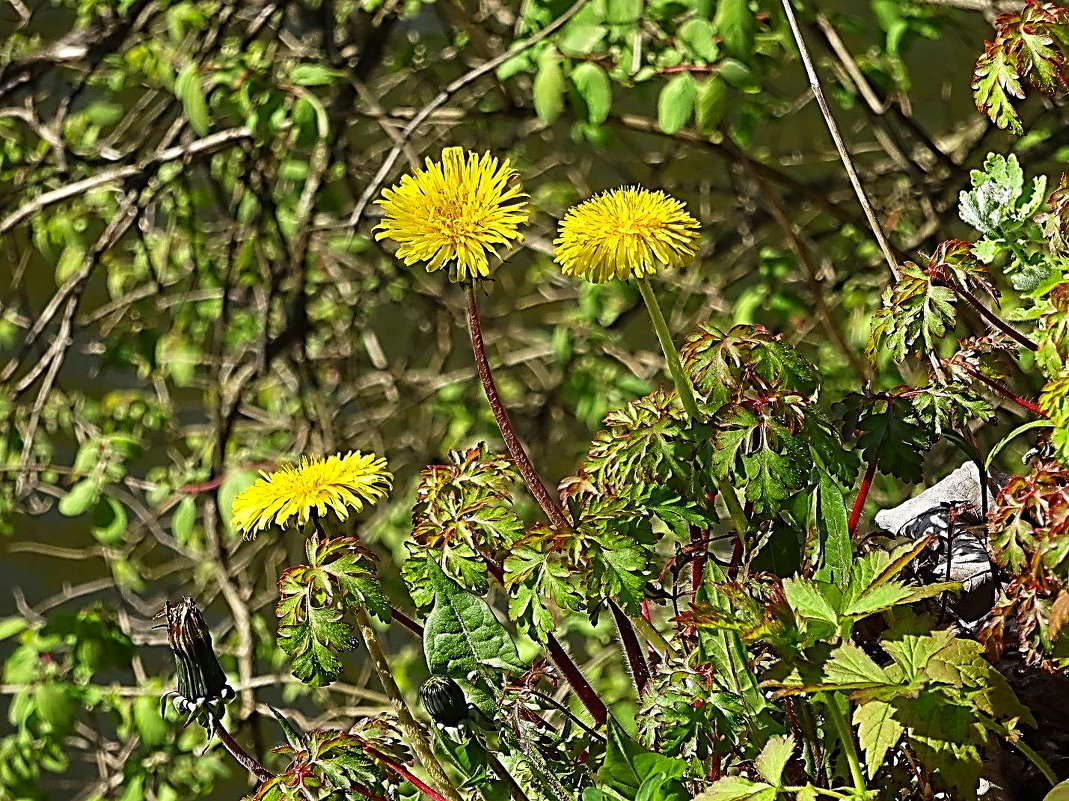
[
  {"left": 215, "top": 720, "right": 273, "bottom": 783},
  {"left": 484, "top": 559, "right": 608, "bottom": 725},
  {"left": 962, "top": 364, "right": 1046, "bottom": 417},
  {"left": 465, "top": 284, "right": 570, "bottom": 531},
  {"left": 848, "top": 460, "right": 879, "bottom": 536},
  {"left": 545, "top": 634, "right": 609, "bottom": 726},
  {"left": 954, "top": 285, "right": 1038, "bottom": 352},
  {"left": 391, "top": 607, "right": 424, "bottom": 637},
  {"left": 360, "top": 743, "right": 450, "bottom": 801},
  {"left": 608, "top": 599, "right": 650, "bottom": 698}
]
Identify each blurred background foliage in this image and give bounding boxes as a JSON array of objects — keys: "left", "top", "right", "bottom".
[{"left": 0, "top": 0, "right": 1061, "bottom": 798}]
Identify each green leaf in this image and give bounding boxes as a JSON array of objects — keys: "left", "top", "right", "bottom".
[
  {"left": 218, "top": 470, "right": 258, "bottom": 535},
  {"left": 1044, "top": 779, "right": 1069, "bottom": 801},
  {"left": 782, "top": 576, "right": 839, "bottom": 628},
  {"left": 133, "top": 694, "right": 169, "bottom": 747},
  {"left": 276, "top": 537, "right": 384, "bottom": 686},
  {"left": 678, "top": 18, "right": 719, "bottom": 61},
  {"left": 34, "top": 682, "right": 79, "bottom": 735},
  {"left": 172, "top": 495, "right": 196, "bottom": 544},
  {"left": 423, "top": 556, "right": 524, "bottom": 682},
  {"left": 854, "top": 699, "right": 904, "bottom": 780},
  {"left": 175, "top": 63, "right": 210, "bottom": 136},
  {"left": 290, "top": 63, "right": 341, "bottom": 86},
  {"left": 718, "top": 59, "right": 760, "bottom": 93},
  {"left": 90, "top": 497, "right": 127, "bottom": 545},
  {"left": 814, "top": 471, "right": 851, "bottom": 587},
  {"left": 691, "top": 777, "right": 776, "bottom": 801},
  {"left": 973, "top": 41, "right": 1025, "bottom": 135},
  {"left": 59, "top": 479, "right": 100, "bottom": 517},
  {"left": 571, "top": 62, "right": 612, "bottom": 125},
  {"left": 598, "top": 718, "right": 689, "bottom": 801},
  {"left": 823, "top": 642, "right": 893, "bottom": 688},
  {"left": 695, "top": 76, "right": 729, "bottom": 135},
  {"left": 603, "top": 0, "right": 641, "bottom": 25},
  {"left": 753, "top": 735, "right": 794, "bottom": 786},
  {"left": 712, "top": 0, "right": 756, "bottom": 59},
  {"left": 533, "top": 49, "right": 565, "bottom": 124},
  {"left": 658, "top": 73, "right": 696, "bottom": 134}
]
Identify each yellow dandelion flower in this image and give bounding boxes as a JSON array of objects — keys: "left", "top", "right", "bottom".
[
  {"left": 231, "top": 451, "right": 392, "bottom": 536},
  {"left": 374, "top": 147, "right": 530, "bottom": 282},
  {"left": 553, "top": 187, "right": 701, "bottom": 283}
]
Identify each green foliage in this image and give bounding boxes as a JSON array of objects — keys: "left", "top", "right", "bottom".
[
  {"left": 276, "top": 537, "right": 387, "bottom": 686},
  {"left": 973, "top": 2, "right": 1069, "bottom": 134}
]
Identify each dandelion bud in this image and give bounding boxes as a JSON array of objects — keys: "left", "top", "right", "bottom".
[
  {"left": 163, "top": 598, "right": 235, "bottom": 716},
  {"left": 418, "top": 675, "right": 469, "bottom": 727}
]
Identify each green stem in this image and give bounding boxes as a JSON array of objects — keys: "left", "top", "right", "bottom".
[
  {"left": 636, "top": 278, "right": 701, "bottom": 419},
  {"left": 980, "top": 715, "right": 1058, "bottom": 787},
  {"left": 352, "top": 606, "right": 463, "bottom": 801},
  {"left": 635, "top": 278, "right": 749, "bottom": 536},
  {"left": 822, "top": 693, "right": 866, "bottom": 797}
]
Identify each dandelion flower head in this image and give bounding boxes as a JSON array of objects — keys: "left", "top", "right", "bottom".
[
  {"left": 374, "top": 147, "right": 530, "bottom": 282},
  {"left": 231, "top": 451, "right": 392, "bottom": 536},
  {"left": 553, "top": 187, "right": 700, "bottom": 283}
]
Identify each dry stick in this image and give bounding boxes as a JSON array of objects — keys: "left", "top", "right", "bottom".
[
  {"left": 847, "top": 459, "right": 878, "bottom": 537},
  {"left": 780, "top": 0, "right": 901, "bottom": 282},
  {"left": 215, "top": 720, "right": 273, "bottom": 783},
  {"left": 352, "top": 606, "right": 463, "bottom": 801},
  {"left": 346, "top": 0, "right": 587, "bottom": 232}
]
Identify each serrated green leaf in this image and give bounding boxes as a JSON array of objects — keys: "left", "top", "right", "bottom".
[
  {"left": 754, "top": 735, "right": 794, "bottom": 786},
  {"left": 423, "top": 556, "right": 524, "bottom": 683},
  {"left": 814, "top": 471, "right": 851, "bottom": 587},
  {"left": 854, "top": 699, "right": 904, "bottom": 780}
]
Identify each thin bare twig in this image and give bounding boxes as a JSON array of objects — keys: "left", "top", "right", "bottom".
[
  {"left": 345, "top": 0, "right": 587, "bottom": 231},
  {"left": 780, "top": 0, "right": 902, "bottom": 281}
]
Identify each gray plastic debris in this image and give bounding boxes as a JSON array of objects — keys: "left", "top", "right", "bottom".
[{"left": 874, "top": 461, "right": 999, "bottom": 624}]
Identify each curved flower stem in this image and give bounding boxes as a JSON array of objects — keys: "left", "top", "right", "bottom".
[
  {"left": 215, "top": 719, "right": 273, "bottom": 783},
  {"left": 636, "top": 278, "right": 749, "bottom": 536},
  {"left": 465, "top": 282, "right": 570, "bottom": 531},
  {"left": 352, "top": 606, "right": 463, "bottom": 801}
]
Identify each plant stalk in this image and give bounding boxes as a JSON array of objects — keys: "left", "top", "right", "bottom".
[
  {"left": 352, "top": 606, "right": 463, "bottom": 801},
  {"left": 608, "top": 598, "right": 651, "bottom": 697},
  {"left": 822, "top": 693, "right": 867, "bottom": 797},
  {"left": 961, "top": 363, "right": 1045, "bottom": 417},
  {"left": 953, "top": 285, "right": 1038, "bottom": 352},
  {"left": 360, "top": 742, "right": 450, "bottom": 801},
  {"left": 848, "top": 459, "right": 878, "bottom": 536},
  {"left": 215, "top": 719, "right": 273, "bottom": 783},
  {"left": 636, "top": 278, "right": 749, "bottom": 536},
  {"left": 465, "top": 283, "right": 570, "bottom": 531}
]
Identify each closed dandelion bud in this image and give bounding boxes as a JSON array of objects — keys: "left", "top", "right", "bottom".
[
  {"left": 163, "top": 598, "right": 234, "bottom": 716},
  {"left": 419, "top": 676, "right": 469, "bottom": 726}
]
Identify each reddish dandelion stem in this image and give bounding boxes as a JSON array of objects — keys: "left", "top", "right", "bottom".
[
  {"left": 848, "top": 460, "right": 879, "bottom": 536},
  {"left": 465, "top": 283, "right": 570, "bottom": 531},
  {"left": 360, "top": 743, "right": 450, "bottom": 801},
  {"left": 215, "top": 720, "right": 273, "bottom": 783}
]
